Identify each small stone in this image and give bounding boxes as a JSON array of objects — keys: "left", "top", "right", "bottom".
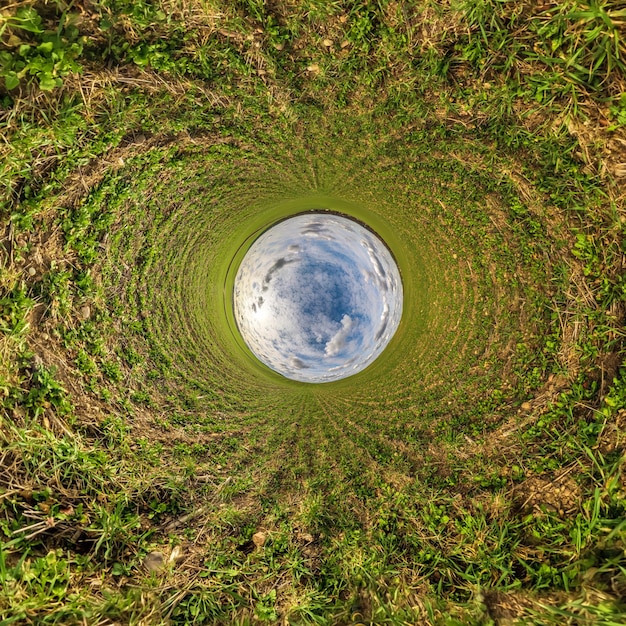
[
  {"left": 306, "top": 64, "right": 320, "bottom": 73},
  {"left": 28, "top": 267, "right": 36, "bottom": 276},
  {"left": 274, "top": 43, "right": 284, "bottom": 50},
  {"left": 521, "top": 402, "right": 532, "bottom": 411},
  {"left": 322, "top": 39, "right": 333, "bottom": 47},
  {"left": 168, "top": 545, "right": 184, "bottom": 564},
  {"left": 135, "top": 134, "right": 147, "bottom": 144},
  {"left": 252, "top": 531, "right": 267, "bottom": 547},
  {"left": 143, "top": 551, "right": 165, "bottom": 573},
  {"left": 452, "top": 254, "right": 458, "bottom": 260},
  {"left": 80, "top": 305, "right": 91, "bottom": 320},
  {"left": 340, "top": 40, "right": 350, "bottom": 48}
]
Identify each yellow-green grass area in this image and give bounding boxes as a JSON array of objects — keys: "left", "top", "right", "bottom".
[{"left": 1, "top": 1, "right": 625, "bottom": 624}]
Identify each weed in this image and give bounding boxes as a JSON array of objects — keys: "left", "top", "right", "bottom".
[{"left": 0, "top": 5, "right": 84, "bottom": 91}]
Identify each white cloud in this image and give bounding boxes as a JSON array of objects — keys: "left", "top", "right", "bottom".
[{"left": 325, "top": 314, "right": 354, "bottom": 357}]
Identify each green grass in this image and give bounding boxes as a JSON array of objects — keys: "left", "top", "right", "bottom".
[{"left": 1, "top": 0, "right": 625, "bottom": 624}]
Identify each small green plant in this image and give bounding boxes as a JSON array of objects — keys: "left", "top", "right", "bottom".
[
  {"left": 0, "top": 6, "right": 84, "bottom": 91},
  {"left": 609, "top": 92, "right": 626, "bottom": 128},
  {"left": 75, "top": 349, "right": 97, "bottom": 377},
  {"left": 24, "top": 365, "right": 72, "bottom": 418},
  {"left": 101, "top": 359, "right": 123, "bottom": 382},
  {"left": 0, "top": 283, "right": 33, "bottom": 338},
  {"left": 37, "top": 267, "right": 73, "bottom": 319}
]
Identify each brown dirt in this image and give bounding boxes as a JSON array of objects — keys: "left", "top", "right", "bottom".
[
  {"left": 513, "top": 470, "right": 582, "bottom": 518},
  {"left": 483, "top": 588, "right": 566, "bottom": 625}
]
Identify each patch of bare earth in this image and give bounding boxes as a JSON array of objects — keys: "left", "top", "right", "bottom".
[{"left": 513, "top": 471, "right": 582, "bottom": 518}]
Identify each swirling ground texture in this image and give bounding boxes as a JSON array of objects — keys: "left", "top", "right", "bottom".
[{"left": 1, "top": 2, "right": 625, "bottom": 625}]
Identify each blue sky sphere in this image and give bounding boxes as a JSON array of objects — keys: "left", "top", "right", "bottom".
[{"left": 233, "top": 213, "right": 403, "bottom": 382}]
